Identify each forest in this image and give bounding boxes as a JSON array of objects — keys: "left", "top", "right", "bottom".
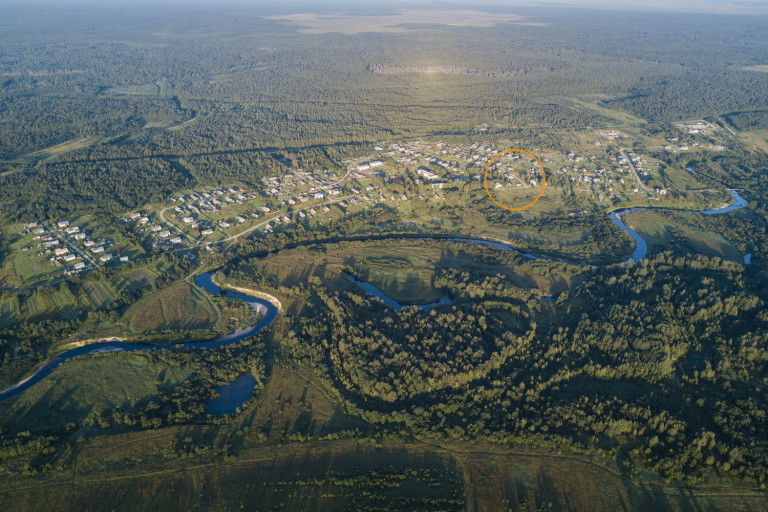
[
  {"left": 1, "top": 2, "right": 768, "bottom": 510},
  {"left": 220, "top": 244, "right": 768, "bottom": 486}
]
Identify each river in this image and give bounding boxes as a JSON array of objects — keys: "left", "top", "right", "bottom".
[
  {"left": 345, "top": 274, "right": 452, "bottom": 311},
  {"left": 608, "top": 190, "right": 748, "bottom": 263},
  {"left": 0, "top": 273, "right": 277, "bottom": 402},
  {"left": 0, "top": 190, "right": 750, "bottom": 400}
]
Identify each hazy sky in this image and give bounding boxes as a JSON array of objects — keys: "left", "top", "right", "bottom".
[
  {"left": 484, "top": 0, "right": 768, "bottom": 14},
  {"left": 4, "top": 0, "right": 768, "bottom": 15}
]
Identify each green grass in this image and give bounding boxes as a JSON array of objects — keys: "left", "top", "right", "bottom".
[
  {"left": 247, "top": 239, "right": 588, "bottom": 307},
  {"left": 739, "top": 128, "right": 768, "bottom": 153},
  {"left": 48, "top": 287, "right": 81, "bottom": 320},
  {"left": 19, "top": 136, "right": 101, "bottom": 164},
  {"left": 0, "top": 351, "right": 191, "bottom": 435},
  {"left": 21, "top": 292, "right": 50, "bottom": 318},
  {"left": 0, "top": 235, "right": 61, "bottom": 287},
  {"left": 1, "top": 261, "right": 175, "bottom": 329},
  {"left": 623, "top": 210, "right": 743, "bottom": 261},
  {"left": 1, "top": 399, "right": 764, "bottom": 512},
  {"left": 0, "top": 297, "right": 18, "bottom": 328},
  {"left": 122, "top": 281, "right": 220, "bottom": 334},
  {"left": 1, "top": 364, "right": 765, "bottom": 512},
  {"left": 111, "top": 266, "right": 157, "bottom": 292},
  {"left": 80, "top": 281, "right": 117, "bottom": 310}
]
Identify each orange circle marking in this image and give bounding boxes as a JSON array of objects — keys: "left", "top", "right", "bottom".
[{"left": 484, "top": 149, "right": 547, "bottom": 211}]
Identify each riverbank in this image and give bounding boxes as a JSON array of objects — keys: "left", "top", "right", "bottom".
[
  {"left": 608, "top": 189, "right": 748, "bottom": 263},
  {"left": 60, "top": 337, "right": 126, "bottom": 350},
  {"left": 211, "top": 273, "right": 283, "bottom": 313},
  {"left": 0, "top": 273, "right": 279, "bottom": 402}
]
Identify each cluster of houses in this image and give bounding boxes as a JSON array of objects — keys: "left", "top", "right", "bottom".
[
  {"left": 126, "top": 187, "right": 269, "bottom": 247},
  {"left": 171, "top": 187, "right": 260, "bottom": 237},
  {"left": 125, "top": 212, "right": 183, "bottom": 246},
  {"left": 262, "top": 170, "right": 344, "bottom": 204},
  {"left": 359, "top": 139, "right": 662, "bottom": 202},
  {"left": 22, "top": 219, "right": 127, "bottom": 275}
]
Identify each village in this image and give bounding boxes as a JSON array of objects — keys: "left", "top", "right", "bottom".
[
  {"left": 116, "top": 137, "right": 662, "bottom": 254},
  {"left": 2, "top": 124, "right": 727, "bottom": 287}
]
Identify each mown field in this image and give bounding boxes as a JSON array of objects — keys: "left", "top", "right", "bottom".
[
  {"left": 0, "top": 261, "right": 169, "bottom": 328},
  {"left": 122, "top": 281, "right": 220, "bottom": 333},
  {"left": 0, "top": 297, "right": 18, "bottom": 328},
  {"left": 0, "top": 233, "right": 62, "bottom": 288}
]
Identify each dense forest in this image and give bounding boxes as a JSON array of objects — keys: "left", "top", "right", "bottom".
[{"left": 222, "top": 247, "right": 768, "bottom": 485}]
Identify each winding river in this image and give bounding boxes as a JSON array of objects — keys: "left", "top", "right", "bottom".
[
  {"left": 345, "top": 274, "right": 452, "bottom": 311},
  {"left": 608, "top": 189, "right": 748, "bottom": 263},
  {"left": 0, "top": 189, "right": 749, "bottom": 401},
  {"left": 0, "top": 274, "right": 278, "bottom": 402}
]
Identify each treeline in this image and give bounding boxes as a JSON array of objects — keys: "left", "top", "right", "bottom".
[
  {"left": 6, "top": 8, "right": 768, "bottom": 162},
  {"left": 0, "top": 96, "right": 186, "bottom": 160},
  {"left": 722, "top": 110, "right": 768, "bottom": 131},
  {"left": 0, "top": 158, "right": 192, "bottom": 221},
  {"left": 102, "top": 336, "right": 269, "bottom": 429},
  {"left": 180, "top": 152, "right": 282, "bottom": 188}
]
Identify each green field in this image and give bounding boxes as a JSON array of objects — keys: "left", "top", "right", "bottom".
[
  {"left": 623, "top": 209, "right": 743, "bottom": 261},
  {"left": 0, "top": 365, "right": 764, "bottom": 512},
  {"left": 240, "top": 239, "right": 588, "bottom": 307},
  {"left": 1, "top": 5, "right": 768, "bottom": 510},
  {"left": 0, "top": 233, "right": 62, "bottom": 288},
  {"left": 0, "top": 261, "right": 175, "bottom": 330},
  {"left": 20, "top": 290, "right": 52, "bottom": 319},
  {"left": 122, "top": 281, "right": 220, "bottom": 333},
  {"left": 47, "top": 287, "right": 81, "bottom": 320},
  {"left": 111, "top": 266, "right": 157, "bottom": 291},
  {"left": 81, "top": 281, "right": 118, "bottom": 310},
  {"left": 0, "top": 351, "right": 191, "bottom": 435},
  {"left": 0, "top": 297, "right": 18, "bottom": 328},
  {"left": 19, "top": 136, "right": 102, "bottom": 164}
]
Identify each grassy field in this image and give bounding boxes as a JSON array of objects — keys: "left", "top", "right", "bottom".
[
  {"left": 2, "top": 439, "right": 764, "bottom": 512},
  {"left": 111, "top": 266, "right": 157, "bottom": 291},
  {"left": 0, "top": 233, "right": 62, "bottom": 288},
  {"left": 0, "top": 297, "right": 18, "bottom": 328},
  {"left": 0, "top": 213, "right": 148, "bottom": 289},
  {"left": 0, "top": 351, "right": 191, "bottom": 435},
  {"left": 246, "top": 239, "right": 589, "bottom": 307},
  {"left": 623, "top": 210, "right": 743, "bottom": 261},
  {"left": 0, "top": 260, "right": 177, "bottom": 331},
  {"left": 19, "top": 136, "right": 101, "bottom": 164},
  {"left": 117, "top": 277, "right": 254, "bottom": 337},
  {"left": 81, "top": 281, "right": 118, "bottom": 310},
  {"left": 46, "top": 287, "right": 81, "bottom": 320},
  {"left": 739, "top": 128, "right": 768, "bottom": 153},
  {"left": 122, "top": 281, "right": 220, "bottom": 333}
]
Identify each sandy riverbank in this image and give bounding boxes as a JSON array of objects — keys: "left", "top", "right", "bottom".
[{"left": 211, "top": 274, "right": 283, "bottom": 312}]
